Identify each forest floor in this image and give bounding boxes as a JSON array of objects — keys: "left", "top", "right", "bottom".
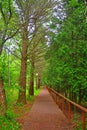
[
  {"left": 14, "top": 97, "right": 35, "bottom": 129},
  {"left": 14, "top": 87, "right": 74, "bottom": 130}
]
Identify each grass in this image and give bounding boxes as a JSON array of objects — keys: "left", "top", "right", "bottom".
[
  {"left": 0, "top": 88, "right": 19, "bottom": 130},
  {"left": 0, "top": 109, "right": 19, "bottom": 130},
  {"left": 0, "top": 86, "right": 41, "bottom": 130},
  {"left": 72, "top": 112, "right": 87, "bottom": 130},
  {"left": 6, "top": 87, "right": 41, "bottom": 107}
]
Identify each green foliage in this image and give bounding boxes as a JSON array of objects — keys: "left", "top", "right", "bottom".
[
  {"left": 0, "top": 53, "right": 8, "bottom": 79},
  {"left": 6, "top": 88, "right": 19, "bottom": 106},
  {"left": 0, "top": 109, "right": 19, "bottom": 130},
  {"left": 5, "top": 109, "right": 16, "bottom": 120},
  {"left": 16, "top": 102, "right": 23, "bottom": 107},
  {"left": 34, "top": 88, "right": 40, "bottom": 96},
  {"left": 26, "top": 87, "right": 41, "bottom": 100},
  {"left": 0, "top": 50, "right": 20, "bottom": 89},
  {"left": 0, "top": 88, "right": 19, "bottom": 130},
  {"left": 44, "top": 1, "right": 87, "bottom": 104}
]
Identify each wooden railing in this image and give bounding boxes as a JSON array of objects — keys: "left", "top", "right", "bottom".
[{"left": 47, "top": 87, "right": 87, "bottom": 130}]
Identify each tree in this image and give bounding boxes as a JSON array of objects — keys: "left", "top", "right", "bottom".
[
  {"left": 0, "top": 0, "right": 20, "bottom": 55},
  {"left": 0, "top": 0, "right": 19, "bottom": 115},
  {"left": 0, "top": 54, "right": 7, "bottom": 116},
  {"left": 28, "top": 26, "right": 48, "bottom": 95},
  {"left": 15, "top": 0, "right": 29, "bottom": 104},
  {"left": 44, "top": 0, "right": 87, "bottom": 104},
  {"left": 15, "top": 0, "right": 56, "bottom": 102}
]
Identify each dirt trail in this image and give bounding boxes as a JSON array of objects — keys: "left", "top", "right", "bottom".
[{"left": 22, "top": 87, "right": 73, "bottom": 130}]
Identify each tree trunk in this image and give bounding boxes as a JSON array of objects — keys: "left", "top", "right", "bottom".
[
  {"left": 29, "top": 61, "right": 35, "bottom": 96},
  {"left": 36, "top": 76, "right": 38, "bottom": 90},
  {"left": 0, "top": 46, "right": 7, "bottom": 115},
  {"left": 78, "top": 89, "right": 82, "bottom": 104},
  {"left": 17, "top": 25, "right": 28, "bottom": 104},
  {"left": 0, "top": 79, "right": 7, "bottom": 116},
  {"left": 36, "top": 76, "right": 41, "bottom": 89},
  {"left": 0, "top": 44, "right": 4, "bottom": 56}
]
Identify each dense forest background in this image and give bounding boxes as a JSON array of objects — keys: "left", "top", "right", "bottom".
[
  {"left": 43, "top": 0, "right": 87, "bottom": 105},
  {"left": 0, "top": 0, "right": 87, "bottom": 129}
]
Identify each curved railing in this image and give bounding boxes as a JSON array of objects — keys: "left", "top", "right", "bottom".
[{"left": 47, "top": 87, "right": 87, "bottom": 130}]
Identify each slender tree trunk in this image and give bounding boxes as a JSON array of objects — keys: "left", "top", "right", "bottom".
[
  {"left": 36, "top": 75, "right": 38, "bottom": 90},
  {"left": 78, "top": 89, "right": 82, "bottom": 104},
  {"left": 0, "top": 43, "right": 4, "bottom": 55},
  {"left": 29, "top": 61, "right": 35, "bottom": 96},
  {"left": 0, "top": 45, "right": 7, "bottom": 115},
  {"left": 0, "top": 79, "right": 7, "bottom": 116},
  {"left": 36, "top": 76, "right": 41, "bottom": 89},
  {"left": 17, "top": 25, "right": 28, "bottom": 104}
]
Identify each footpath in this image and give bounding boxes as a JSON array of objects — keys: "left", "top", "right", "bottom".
[{"left": 23, "top": 87, "right": 73, "bottom": 130}]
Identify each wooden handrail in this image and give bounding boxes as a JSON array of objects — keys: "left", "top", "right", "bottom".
[
  {"left": 49, "top": 87, "right": 87, "bottom": 112},
  {"left": 47, "top": 87, "right": 87, "bottom": 130}
]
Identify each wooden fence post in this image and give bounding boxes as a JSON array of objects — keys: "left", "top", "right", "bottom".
[
  {"left": 82, "top": 111, "right": 86, "bottom": 130},
  {"left": 68, "top": 102, "right": 71, "bottom": 121}
]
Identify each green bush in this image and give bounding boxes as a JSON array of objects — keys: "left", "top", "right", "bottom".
[{"left": 0, "top": 109, "right": 19, "bottom": 130}]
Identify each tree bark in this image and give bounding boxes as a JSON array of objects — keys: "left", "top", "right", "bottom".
[
  {"left": 0, "top": 43, "right": 4, "bottom": 55},
  {"left": 17, "top": 25, "right": 28, "bottom": 104},
  {"left": 0, "top": 45, "right": 7, "bottom": 116},
  {"left": 0, "top": 79, "right": 7, "bottom": 116},
  {"left": 78, "top": 89, "right": 82, "bottom": 104},
  {"left": 36, "top": 76, "right": 41, "bottom": 89},
  {"left": 29, "top": 61, "right": 35, "bottom": 96}
]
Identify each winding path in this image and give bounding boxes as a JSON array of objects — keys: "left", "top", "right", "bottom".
[{"left": 23, "top": 87, "right": 73, "bottom": 130}]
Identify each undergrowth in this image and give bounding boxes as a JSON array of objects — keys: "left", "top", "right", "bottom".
[
  {"left": 0, "top": 87, "right": 41, "bottom": 130},
  {"left": 0, "top": 109, "right": 19, "bottom": 130}
]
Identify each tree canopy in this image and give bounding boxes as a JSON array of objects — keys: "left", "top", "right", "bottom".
[{"left": 43, "top": 0, "right": 87, "bottom": 104}]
